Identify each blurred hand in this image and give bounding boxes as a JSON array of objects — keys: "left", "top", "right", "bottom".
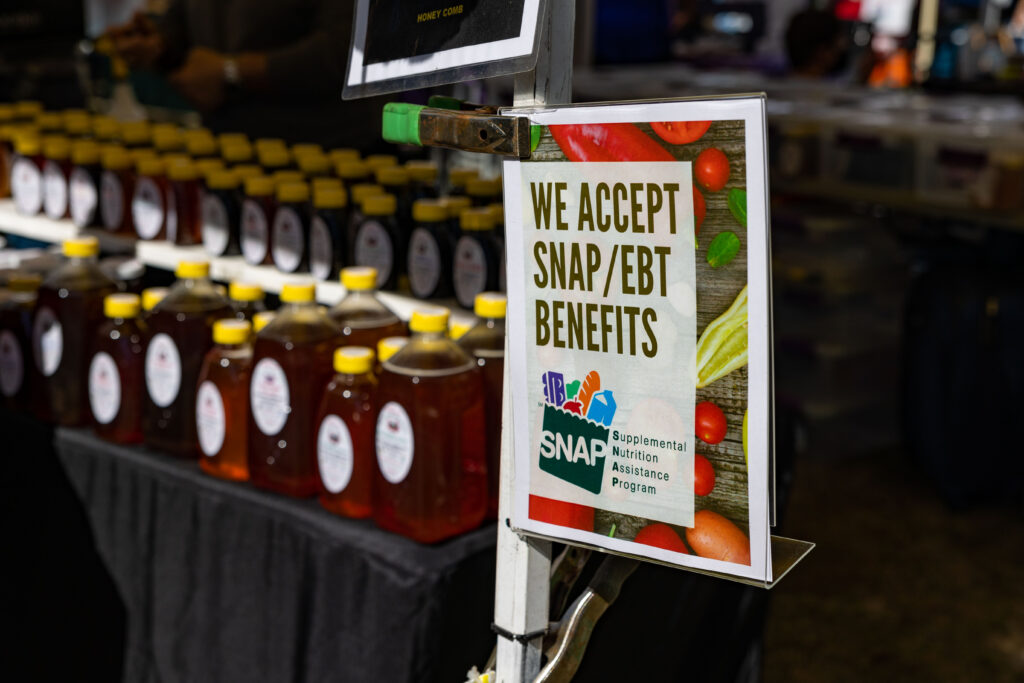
[
  {"left": 106, "top": 12, "right": 164, "bottom": 67},
  {"left": 169, "top": 48, "right": 226, "bottom": 112}
]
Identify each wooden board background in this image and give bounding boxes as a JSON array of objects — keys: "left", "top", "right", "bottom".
[{"left": 529, "top": 119, "right": 752, "bottom": 540}]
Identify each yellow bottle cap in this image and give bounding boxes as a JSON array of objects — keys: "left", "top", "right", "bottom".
[
  {"left": 272, "top": 170, "right": 304, "bottom": 186},
  {"left": 362, "top": 193, "right": 396, "bottom": 216},
  {"left": 405, "top": 160, "right": 438, "bottom": 183},
  {"left": 101, "top": 146, "right": 131, "bottom": 170},
  {"left": 442, "top": 195, "right": 471, "bottom": 218},
  {"left": 136, "top": 156, "right": 165, "bottom": 176},
  {"left": 119, "top": 120, "right": 151, "bottom": 145},
  {"left": 36, "top": 112, "right": 63, "bottom": 132},
  {"left": 70, "top": 141, "right": 100, "bottom": 165},
  {"left": 166, "top": 161, "right": 199, "bottom": 181},
  {"left": 259, "top": 146, "right": 291, "bottom": 169},
  {"left": 222, "top": 143, "right": 253, "bottom": 164},
  {"left": 341, "top": 266, "right": 377, "bottom": 291},
  {"left": 255, "top": 137, "right": 286, "bottom": 153},
  {"left": 0, "top": 104, "right": 12, "bottom": 122},
  {"left": 186, "top": 136, "right": 217, "bottom": 157},
  {"left": 460, "top": 207, "right": 495, "bottom": 231},
  {"left": 350, "top": 183, "right": 383, "bottom": 205},
  {"left": 334, "top": 346, "right": 374, "bottom": 374},
  {"left": 64, "top": 116, "right": 92, "bottom": 137},
  {"left": 410, "top": 306, "right": 449, "bottom": 333},
  {"left": 195, "top": 158, "right": 225, "bottom": 175},
  {"left": 183, "top": 128, "right": 213, "bottom": 143},
  {"left": 335, "top": 160, "right": 369, "bottom": 180},
  {"left": 312, "top": 176, "right": 343, "bottom": 192},
  {"left": 291, "top": 143, "right": 323, "bottom": 158},
  {"left": 467, "top": 177, "right": 501, "bottom": 198},
  {"left": 448, "top": 167, "right": 478, "bottom": 187},
  {"left": 153, "top": 129, "right": 183, "bottom": 152},
  {"left": 280, "top": 281, "right": 315, "bottom": 302},
  {"left": 229, "top": 281, "right": 264, "bottom": 301},
  {"left": 365, "top": 153, "right": 398, "bottom": 170},
  {"left": 449, "top": 320, "right": 472, "bottom": 340},
  {"left": 141, "top": 287, "right": 168, "bottom": 311},
  {"left": 206, "top": 169, "right": 239, "bottom": 190},
  {"left": 176, "top": 260, "right": 210, "bottom": 279},
  {"left": 276, "top": 181, "right": 309, "bottom": 203},
  {"left": 128, "top": 148, "right": 157, "bottom": 163},
  {"left": 150, "top": 122, "right": 179, "bottom": 137},
  {"left": 375, "top": 166, "right": 409, "bottom": 186},
  {"left": 218, "top": 132, "right": 249, "bottom": 148},
  {"left": 213, "top": 318, "right": 252, "bottom": 345},
  {"left": 232, "top": 164, "right": 263, "bottom": 180},
  {"left": 474, "top": 292, "right": 507, "bottom": 318},
  {"left": 376, "top": 336, "right": 408, "bottom": 363},
  {"left": 329, "top": 148, "right": 360, "bottom": 164},
  {"left": 412, "top": 199, "right": 446, "bottom": 223},
  {"left": 14, "top": 135, "right": 41, "bottom": 156},
  {"left": 43, "top": 137, "right": 71, "bottom": 160},
  {"left": 92, "top": 117, "right": 120, "bottom": 141},
  {"left": 313, "top": 184, "right": 347, "bottom": 209},
  {"left": 244, "top": 175, "right": 274, "bottom": 196},
  {"left": 14, "top": 101, "right": 43, "bottom": 118},
  {"left": 297, "top": 153, "right": 330, "bottom": 176},
  {"left": 252, "top": 311, "right": 276, "bottom": 332},
  {"left": 63, "top": 236, "right": 100, "bottom": 257},
  {"left": 104, "top": 293, "right": 140, "bottom": 318},
  {"left": 489, "top": 202, "right": 505, "bottom": 226}
]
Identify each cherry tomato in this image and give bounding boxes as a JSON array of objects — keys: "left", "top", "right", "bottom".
[
  {"left": 693, "top": 184, "right": 705, "bottom": 234},
  {"left": 650, "top": 121, "right": 712, "bottom": 145},
  {"left": 529, "top": 495, "right": 594, "bottom": 531},
  {"left": 695, "top": 148, "right": 730, "bottom": 192},
  {"left": 694, "top": 454, "right": 715, "bottom": 496},
  {"left": 633, "top": 523, "right": 689, "bottom": 553},
  {"left": 695, "top": 401, "right": 727, "bottom": 444}
]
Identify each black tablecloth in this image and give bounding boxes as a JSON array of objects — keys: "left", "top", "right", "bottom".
[{"left": 55, "top": 428, "right": 497, "bottom": 683}]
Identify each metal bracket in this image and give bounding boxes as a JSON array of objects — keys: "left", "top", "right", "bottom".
[{"left": 491, "top": 623, "right": 549, "bottom": 644}]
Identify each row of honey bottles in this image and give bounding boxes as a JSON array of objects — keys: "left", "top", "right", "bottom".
[{"left": 0, "top": 236, "right": 506, "bottom": 542}]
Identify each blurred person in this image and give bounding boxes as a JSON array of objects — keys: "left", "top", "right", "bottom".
[
  {"left": 784, "top": 8, "right": 850, "bottom": 78},
  {"left": 106, "top": 0, "right": 386, "bottom": 148}
]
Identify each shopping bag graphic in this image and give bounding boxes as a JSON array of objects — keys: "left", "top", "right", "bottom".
[{"left": 538, "top": 404, "right": 609, "bottom": 494}]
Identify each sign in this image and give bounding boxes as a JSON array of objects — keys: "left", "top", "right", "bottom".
[
  {"left": 503, "top": 96, "right": 774, "bottom": 583},
  {"left": 343, "top": 0, "right": 544, "bottom": 99}
]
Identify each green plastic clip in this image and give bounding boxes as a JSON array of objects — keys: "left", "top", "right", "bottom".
[
  {"left": 426, "top": 95, "right": 463, "bottom": 111},
  {"left": 382, "top": 102, "right": 424, "bottom": 146}
]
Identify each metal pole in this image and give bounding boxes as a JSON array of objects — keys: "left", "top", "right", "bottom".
[{"left": 493, "top": 3, "right": 574, "bottom": 682}]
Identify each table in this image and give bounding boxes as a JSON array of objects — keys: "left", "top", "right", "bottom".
[{"left": 55, "top": 428, "right": 497, "bottom": 683}]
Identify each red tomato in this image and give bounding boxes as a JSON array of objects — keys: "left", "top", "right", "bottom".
[
  {"left": 529, "top": 495, "right": 594, "bottom": 531},
  {"left": 695, "top": 401, "right": 727, "bottom": 444},
  {"left": 694, "top": 454, "right": 715, "bottom": 496},
  {"left": 633, "top": 523, "right": 689, "bottom": 553},
  {"left": 650, "top": 121, "right": 712, "bottom": 145},
  {"left": 693, "top": 185, "right": 705, "bottom": 234},
  {"left": 695, "top": 148, "right": 730, "bottom": 192}
]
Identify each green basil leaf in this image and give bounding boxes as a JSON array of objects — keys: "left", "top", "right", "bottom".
[
  {"left": 728, "top": 188, "right": 747, "bottom": 228},
  {"left": 707, "top": 231, "right": 741, "bottom": 268}
]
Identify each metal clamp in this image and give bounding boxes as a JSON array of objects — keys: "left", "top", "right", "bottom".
[{"left": 491, "top": 622, "right": 549, "bottom": 644}]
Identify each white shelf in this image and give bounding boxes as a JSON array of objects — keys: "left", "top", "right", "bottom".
[{"left": 0, "top": 201, "right": 476, "bottom": 324}]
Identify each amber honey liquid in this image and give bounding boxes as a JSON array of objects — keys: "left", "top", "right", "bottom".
[
  {"left": 376, "top": 351, "right": 486, "bottom": 543},
  {"left": 316, "top": 371, "right": 377, "bottom": 518},
  {"left": 197, "top": 346, "right": 250, "bottom": 481},
  {"left": 90, "top": 317, "right": 146, "bottom": 443},
  {"left": 338, "top": 317, "right": 407, "bottom": 350},
  {"left": 458, "top": 319, "right": 505, "bottom": 519},
  {"left": 0, "top": 291, "right": 36, "bottom": 411}
]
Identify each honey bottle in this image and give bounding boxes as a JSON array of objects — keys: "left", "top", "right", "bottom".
[
  {"left": 248, "top": 282, "right": 342, "bottom": 496},
  {"left": 240, "top": 175, "right": 276, "bottom": 265},
  {"left": 89, "top": 293, "right": 146, "bottom": 443},
  {"left": 0, "top": 273, "right": 41, "bottom": 410},
  {"left": 315, "top": 346, "right": 378, "bottom": 518},
  {"left": 353, "top": 193, "right": 404, "bottom": 291},
  {"left": 33, "top": 237, "right": 119, "bottom": 426},
  {"left": 196, "top": 319, "right": 252, "bottom": 481},
  {"left": 271, "top": 181, "right": 311, "bottom": 274},
  {"left": 228, "top": 281, "right": 266, "bottom": 321},
  {"left": 329, "top": 267, "right": 406, "bottom": 349},
  {"left": 375, "top": 306, "right": 487, "bottom": 542},
  {"left": 457, "top": 293, "right": 507, "bottom": 519},
  {"left": 453, "top": 208, "right": 502, "bottom": 309},
  {"left": 143, "top": 260, "right": 233, "bottom": 457}
]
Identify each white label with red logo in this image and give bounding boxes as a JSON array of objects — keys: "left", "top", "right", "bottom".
[
  {"left": 408, "top": 227, "right": 442, "bottom": 298},
  {"left": 11, "top": 157, "right": 42, "bottom": 215},
  {"left": 251, "top": 357, "right": 290, "bottom": 435},
  {"left": 132, "top": 176, "right": 164, "bottom": 239},
  {"left": 145, "top": 333, "right": 181, "bottom": 407},
  {"left": 271, "top": 206, "right": 304, "bottom": 273},
  {"left": 240, "top": 199, "right": 269, "bottom": 265},
  {"left": 196, "top": 381, "right": 226, "bottom": 456},
  {"left": 0, "top": 330, "right": 24, "bottom": 397},
  {"left": 88, "top": 351, "right": 121, "bottom": 425},
  {"left": 201, "top": 194, "right": 230, "bottom": 256},
  {"left": 354, "top": 220, "right": 392, "bottom": 288},
  {"left": 454, "top": 236, "right": 487, "bottom": 307},
  {"left": 309, "top": 216, "right": 333, "bottom": 281},
  {"left": 32, "top": 306, "right": 62, "bottom": 377},
  {"left": 376, "top": 401, "right": 414, "bottom": 484},
  {"left": 100, "top": 171, "right": 123, "bottom": 231},
  {"left": 69, "top": 168, "right": 98, "bottom": 227},
  {"left": 317, "top": 414, "right": 353, "bottom": 493},
  {"left": 42, "top": 161, "right": 68, "bottom": 219}
]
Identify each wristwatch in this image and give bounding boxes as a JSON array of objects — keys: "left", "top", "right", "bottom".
[{"left": 223, "top": 57, "right": 241, "bottom": 87}]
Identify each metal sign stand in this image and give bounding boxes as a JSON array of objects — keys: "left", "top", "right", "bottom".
[{"left": 492, "top": 3, "right": 574, "bottom": 682}]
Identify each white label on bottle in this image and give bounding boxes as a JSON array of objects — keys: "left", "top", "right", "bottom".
[
  {"left": 201, "top": 194, "right": 230, "bottom": 256},
  {"left": 317, "top": 414, "right": 354, "bottom": 493},
  {"left": 88, "top": 351, "right": 121, "bottom": 425},
  {"left": 196, "top": 380, "right": 226, "bottom": 456},
  {"left": 0, "top": 330, "right": 24, "bottom": 397},
  {"left": 309, "top": 215, "right": 333, "bottom": 281},
  {"left": 241, "top": 199, "right": 269, "bottom": 265},
  {"left": 69, "top": 168, "right": 98, "bottom": 228},
  {"left": 376, "top": 401, "right": 414, "bottom": 484},
  {"left": 32, "top": 306, "right": 62, "bottom": 377},
  {"left": 250, "top": 357, "right": 290, "bottom": 435},
  {"left": 454, "top": 236, "right": 488, "bottom": 308},
  {"left": 354, "top": 220, "right": 392, "bottom": 288},
  {"left": 100, "top": 171, "right": 123, "bottom": 231},
  {"left": 271, "top": 206, "right": 304, "bottom": 273},
  {"left": 145, "top": 333, "right": 181, "bottom": 408},
  {"left": 42, "top": 161, "right": 68, "bottom": 219},
  {"left": 408, "top": 227, "right": 442, "bottom": 298},
  {"left": 132, "top": 176, "right": 164, "bottom": 239},
  {"left": 11, "top": 157, "right": 42, "bottom": 215},
  {"left": 165, "top": 186, "right": 178, "bottom": 242}
]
